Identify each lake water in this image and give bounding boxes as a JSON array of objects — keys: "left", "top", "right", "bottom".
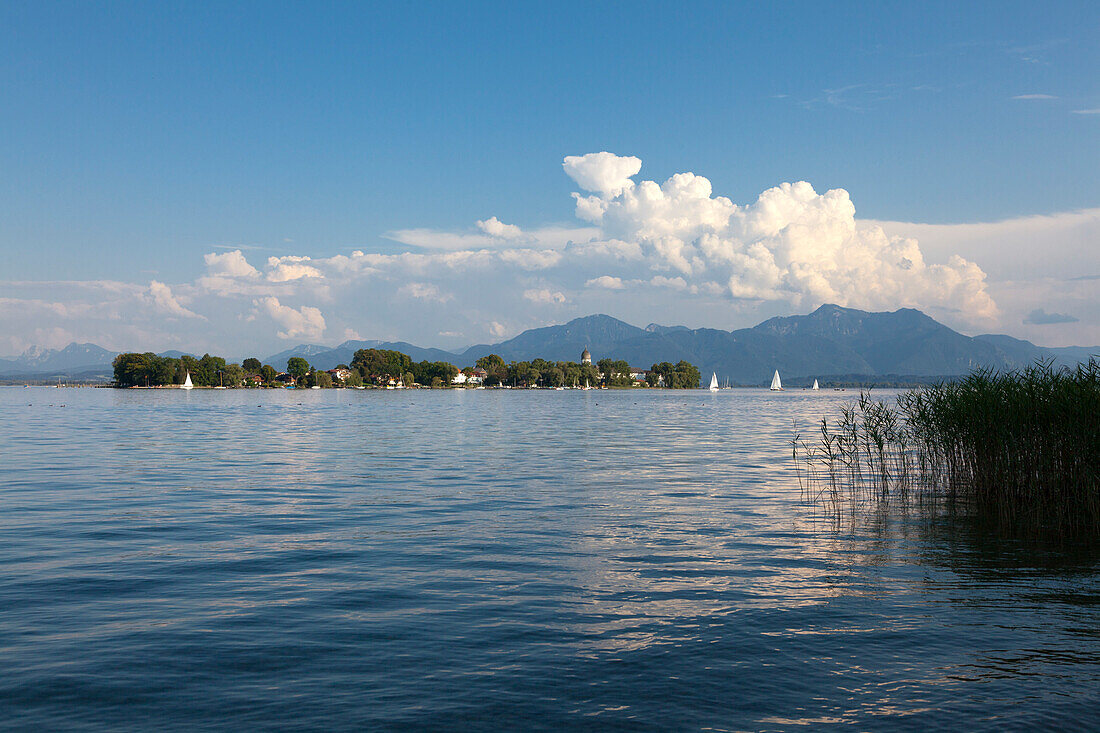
[{"left": 1, "top": 387, "right": 1097, "bottom": 731}]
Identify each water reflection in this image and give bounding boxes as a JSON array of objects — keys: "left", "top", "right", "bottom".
[{"left": 0, "top": 387, "right": 1096, "bottom": 730}]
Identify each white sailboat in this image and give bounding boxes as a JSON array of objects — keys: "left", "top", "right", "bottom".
[
  {"left": 811, "top": 379, "right": 819, "bottom": 391},
  {"left": 709, "top": 372, "right": 719, "bottom": 391},
  {"left": 181, "top": 371, "right": 193, "bottom": 390},
  {"left": 769, "top": 370, "right": 783, "bottom": 391}
]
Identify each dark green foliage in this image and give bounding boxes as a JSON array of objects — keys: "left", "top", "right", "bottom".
[
  {"left": 475, "top": 354, "right": 508, "bottom": 385},
  {"left": 412, "top": 361, "right": 458, "bottom": 386},
  {"left": 242, "top": 357, "right": 262, "bottom": 373},
  {"left": 597, "top": 358, "right": 632, "bottom": 387},
  {"left": 113, "top": 353, "right": 164, "bottom": 386},
  {"left": 648, "top": 361, "right": 701, "bottom": 388},
  {"left": 113, "top": 352, "right": 242, "bottom": 387},
  {"left": 795, "top": 360, "right": 1100, "bottom": 535},
  {"left": 351, "top": 349, "right": 413, "bottom": 384},
  {"left": 286, "top": 357, "right": 311, "bottom": 378}
]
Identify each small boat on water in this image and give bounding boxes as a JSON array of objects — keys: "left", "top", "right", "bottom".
[
  {"left": 709, "top": 372, "right": 719, "bottom": 392},
  {"left": 769, "top": 370, "right": 783, "bottom": 391},
  {"left": 310, "top": 385, "right": 321, "bottom": 390},
  {"left": 181, "top": 372, "right": 193, "bottom": 390},
  {"left": 811, "top": 379, "right": 819, "bottom": 391}
]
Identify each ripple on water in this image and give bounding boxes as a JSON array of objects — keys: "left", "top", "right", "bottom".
[{"left": 0, "top": 387, "right": 1097, "bottom": 731}]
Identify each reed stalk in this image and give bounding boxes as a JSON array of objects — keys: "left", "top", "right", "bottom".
[{"left": 793, "top": 359, "right": 1100, "bottom": 536}]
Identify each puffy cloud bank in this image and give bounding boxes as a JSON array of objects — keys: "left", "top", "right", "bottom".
[
  {"left": 565, "top": 153, "right": 997, "bottom": 318},
  {"left": 251, "top": 296, "right": 326, "bottom": 341}
]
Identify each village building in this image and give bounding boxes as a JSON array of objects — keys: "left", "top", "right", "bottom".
[
  {"left": 327, "top": 368, "right": 353, "bottom": 382},
  {"left": 451, "top": 369, "right": 485, "bottom": 385}
]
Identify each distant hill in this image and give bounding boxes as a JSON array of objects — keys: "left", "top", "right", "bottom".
[
  {"left": 0, "top": 343, "right": 119, "bottom": 377},
  {"left": 6, "top": 305, "right": 1098, "bottom": 383},
  {"left": 253, "top": 306, "right": 1099, "bottom": 385},
  {"left": 262, "top": 343, "right": 335, "bottom": 368},
  {"left": 455, "top": 314, "right": 649, "bottom": 364},
  {"left": 0, "top": 344, "right": 200, "bottom": 379}
]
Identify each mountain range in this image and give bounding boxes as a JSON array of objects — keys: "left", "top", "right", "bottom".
[
  {"left": 0, "top": 343, "right": 119, "bottom": 379},
  {"left": 3, "top": 305, "right": 1096, "bottom": 385},
  {"left": 260, "top": 305, "right": 1096, "bottom": 385}
]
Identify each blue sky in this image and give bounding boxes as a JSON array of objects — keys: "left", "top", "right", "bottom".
[{"left": 1, "top": 1, "right": 1098, "bottom": 355}]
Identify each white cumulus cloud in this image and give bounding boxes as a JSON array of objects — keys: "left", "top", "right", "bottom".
[
  {"left": 148, "top": 281, "right": 204, "bottom": 319},
  {"left": 398, "top": 282, "right": 452, "bottom": 303},
  {"left": 476, "top": 216, "right": 524, "bottom": 239},
  {"left": 567, "top": 153, "right": 997, "bottom": 320},
  {"left": 266, "top": 256, "right": 323, "bottom": 282},
  {"left": 523, "top": 288, "right": 567, "bottom": 304},
  {"left": 252, "top": 296, "right": 326, "bottom": 341},
  {"left": 204, "top": 250, "right": 259, "bottom": 278},
  {"left": 563, "top": 152, "right": 642, "bottom": 197},
  {"left": 586, "top": 275, "right": 625, "bottom": 290}
]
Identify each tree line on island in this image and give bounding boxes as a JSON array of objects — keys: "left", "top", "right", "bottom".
[{"left": 112, "top": 349, "right": 701, "bottom": 389}]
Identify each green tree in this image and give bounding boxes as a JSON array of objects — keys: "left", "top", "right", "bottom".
[
  {"left": 648, "top": 360, "right": 700, "bottom": 388},
  {"left": 287, "top": 357, "right": 311, "bottom": 379},
  {"left": 113, "top": 353, "right": 152, "bottom": 387},
  {"left": 148, "top": 355, "right": 177, "bottom": 386},
  {"left": 674, "top": 360, "right": 701, "bottom": 389},
  {"left": 351, "top": 348, "right": 413, "bottom": 384},
  {"left": 223, "top": 363, "right": 244, "bottom": 387},
  {"left": 476, "top": 354, "right": 506, "bottom": 373},
  {"left": 113, "top": 353, "right": 182, "bottom": 387},
  {"left": 195, "top": 354, "right": 227, "bottom": 386},
  {"left": 260, "top": 364, "right": 278, "bottom": 384},
  {"left": 597, "top": 358, "right": 632, "bottom": 387},
  {"left": 242, "top": 357, "right": 262, "bottom": 373},
  {"left": 312, "top": 370, "right": 333, "bottom": 388}
]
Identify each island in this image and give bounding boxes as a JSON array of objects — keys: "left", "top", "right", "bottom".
[{"left": 111, "top": 347, "right": 702, "bottom": 389}]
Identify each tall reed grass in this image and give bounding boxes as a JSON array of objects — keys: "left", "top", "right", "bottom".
[{"left": 793, "top": 359, "right": 1100, "bottom": 535}]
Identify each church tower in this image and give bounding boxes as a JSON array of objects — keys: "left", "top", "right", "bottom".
[{"left": 581, "top": 346, "right": 591, "bottom": 365}]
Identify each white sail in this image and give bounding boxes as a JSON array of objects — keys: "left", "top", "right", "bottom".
[
  {"left": 709, "top": 372, "right": 719, "bottom": 391},
  {"left": 769, "top": 370, "right": 782, "bottom": 391},
  {"left": 181, "top": 372, "right": 193, "bottom": 390},
  {"left": 812, "top": 379, "right": 819, "bottom": 390}
]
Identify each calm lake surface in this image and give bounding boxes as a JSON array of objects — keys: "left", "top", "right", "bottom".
[{"left": 1, "top": 387, "right": 1097, "bottom": 731}]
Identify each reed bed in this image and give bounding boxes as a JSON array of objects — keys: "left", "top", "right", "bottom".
[{"left": 793, "top": 359, "right": 1100, "bottom": 535}]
